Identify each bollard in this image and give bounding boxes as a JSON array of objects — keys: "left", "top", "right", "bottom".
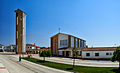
[{"left": 19, "top": 55, "right": 21, "bottom": 62}]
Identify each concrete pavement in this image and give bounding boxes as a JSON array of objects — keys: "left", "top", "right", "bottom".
[
  {"left": 32, "top": 55, "right": 119, "bottom": 67},
  {"left": 0, "top": 52, "right": 119, "bottom": 73},
  {"left": 0, "top": 53, "right": 72, "bottom": 73},
  {"left": 0, "top": 60, "right": 9, "bottom": 73}
]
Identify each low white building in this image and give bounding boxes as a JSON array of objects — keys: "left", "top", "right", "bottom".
[
  {"left": 5, "top": 45, "right": 16, "bottom": 52},
  {"left": 82, "top": 47, "right": 116, "bottom": 59},
  {"left": 0, "top": 44, "right": 4, "bottom": 49},
  {"left": 26, "top": 44, "right": 40, "bottom": 49},
  {"left": 0, "top": 44, "right": 4, "bottom": 52}
]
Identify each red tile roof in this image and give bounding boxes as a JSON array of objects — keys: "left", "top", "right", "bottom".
[
  {"left": 6, "top": 45, "right": 16, "bottom": 48},
  {"left": 26, "top": 44, "right": 40, "bottom": 48},
  {"left": 26, "top": 49, "right": 49, "bottom": 51},
  {"left": 82, "top": 47, "right": 117, "bottom": 51}
]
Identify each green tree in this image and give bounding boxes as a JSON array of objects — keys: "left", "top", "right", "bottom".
[
  {"left": 46, "top": 50, "right": 52, "bottom": 57},
  {"left": 39, "top": 50, "right": 52, "bottom": 61},
  {"left": 111, "top": 46, "right": 120, "bottom": 70},
  {"left": 72, "top": 47, "right": 77, "bottom": 68}
]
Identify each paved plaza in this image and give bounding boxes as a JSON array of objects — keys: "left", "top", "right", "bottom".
[
  {"left": 32, "top": 55, "right": 119, "bottom": 67},
  {"left": 0, "top": 60, "right": 9, "bottom": 73},
  {"left": 0, "top": 53, "right": 71, "bottom": 73},
  {"left": 0, "top": 52, "right": 119, "bottom": 73}
]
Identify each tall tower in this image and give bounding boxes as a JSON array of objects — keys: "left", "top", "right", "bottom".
[{"left": 15, "top": 9, "right": 26, "bottom": 54}]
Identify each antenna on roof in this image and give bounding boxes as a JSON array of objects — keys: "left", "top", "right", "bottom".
[{"left": 59, "top": 28, "right": 61, "bottom": 33}]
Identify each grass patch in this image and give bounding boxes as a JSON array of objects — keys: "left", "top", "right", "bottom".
[{"left": 22, "top": 57, "right": 119, "bottom": 73}]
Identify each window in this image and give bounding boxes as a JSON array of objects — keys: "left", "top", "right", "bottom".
[
  {"left": 71, "top": 37, "right": 74, "bottom": 47},
  {"left": 76, "top": 39, "right": 78, "bottom": 47},
  {"left": 79, "top": 40, "right": 80, "bottom": 48},
  {"left": 20, "top": 17, "right": 22, "bottom": 22},
  {"left": 110, "top": 53, "right": 112, "bottom": 55},
  {"left": 78, "top": 50, "right": 81, "bottom": 56},
  {"left": 54, "top": 39, "right": 57, "bottom": 54},
  {"left": 95, "top": 53, "right": 99, "bottom": 56},
  {"left": 106, "top": 52, "right": 112, "bottom": 55},
  {"left": 82, "top": 41, "right": 84, "bottom": 48},
  {"left": 84, "top": 42, "right": 86, "bottom": 48},
  {"left": 60, "top": 40, "right": 67, "bottom": 46},
  {"left": 106, "top": 53, "right": 109, "bottom": 55},
  {"left": 86, "top": 53, "right": 90, "bottom": 56}
]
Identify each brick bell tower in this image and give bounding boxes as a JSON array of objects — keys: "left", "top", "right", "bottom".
[{"left": 15, "top": 9, "right": 26, "bottom": 54}]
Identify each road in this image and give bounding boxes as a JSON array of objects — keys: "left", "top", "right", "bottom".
[
  {"left": 0, "top": 53, "right": 71, "bottom": 73},
  {"left": 32, "top": 55, "right": 119, "bottom": 67}
]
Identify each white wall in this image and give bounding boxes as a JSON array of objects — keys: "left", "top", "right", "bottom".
[
  {"left": 2, "top": 46, "right": 4, "bottom": 49},
  {"left": 11, "top": 46, "right": 13, "bottom": 49},
  {"left": 71, "top": 50, "right": 73, "bottom": 56},
  {"left": 22, "top": 13, "right": 26, "bottom": 52},
  {"left": 9, "top": 46, "right": 15, "bottom": 49},
  {"left": 58, "top": 34, "right": 68, "bottom": 49},
  {"left": 32, "top": 47, "right": 36, "bottom": 49},
  {"left": 0, "top": 46, "right": 4, "bottom": 49},
  {"left": 26, "top": 46, "right": 36, "bottom": 49},
  {"left": 82, "top": 51, "right": 114, "bottom": 58}
]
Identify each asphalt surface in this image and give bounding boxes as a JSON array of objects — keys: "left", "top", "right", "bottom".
[{"left": 0, "top": 53, "right": 71, "bottom": 73}]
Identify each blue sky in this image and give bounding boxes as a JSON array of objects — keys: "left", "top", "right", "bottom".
[{"left": 0, "top": 0, "right": 120, "bottom": 47}]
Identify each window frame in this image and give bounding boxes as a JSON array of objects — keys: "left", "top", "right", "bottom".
[
  {"left": 95, "top": 53, "right": 99, "bottom": 56},
  {"left": 106, "top": 53, "right": 109, "bottom": 55},
  {"left": 86, "top": 53, "right": 90, "bottom": 56},
  {"left": 60, "top": 40, "right": 67, "bottom": 46}
]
